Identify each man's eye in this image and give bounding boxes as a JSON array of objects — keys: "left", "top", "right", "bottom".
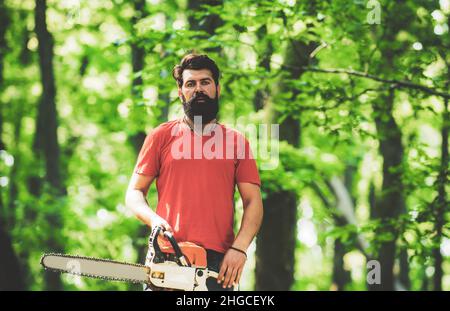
[
  {"left": 201, "top": 81, "right": 210, "bottom": 85},
  {"left": 186, "top": 82, "right": 194, "bottom": 87}
]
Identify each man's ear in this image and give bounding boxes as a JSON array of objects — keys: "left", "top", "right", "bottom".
[
  {"left": 217, "top": 84, "right": 221, "bottom": 97},
  {"left": 178, "top": 88, "right": 182, "bottom": 100}
]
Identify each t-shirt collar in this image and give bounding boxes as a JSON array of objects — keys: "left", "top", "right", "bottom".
[{"left": 181, "top": 115, "right": 219, "bottom": 136}]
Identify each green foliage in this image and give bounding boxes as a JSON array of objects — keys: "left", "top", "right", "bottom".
[{"left": 0, "top": 0, "right": 448, "bottom": 291}]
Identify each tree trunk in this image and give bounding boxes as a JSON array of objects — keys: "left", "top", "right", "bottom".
[
  {"left": 128, "top": 0, "right": 150, "bottom": 273},
  {"left": 332, "top": 230, "right": 351, "bottom": 290},
  {"left": 252, "top": 24, "right": 273, "bottom": 111},
  {"left": 255, "top": 36, "right": 318, "bottom": 290},
  {"left": 313, "top": 167, "right": 368, "bottom": 290},
  {"left": 366, "top": 0, "right": 415, "bottom": 291},
  {"left": 399, "top": 248, "right": 410, "bottom": 290},
  {"left": 34, "top": 0, "right": 63, "bottom": 193},
  {"left": 187, "top": 0, "right": 224, "bottom": 54},
  {"left": 432, "top": 80, "right": 448, "bottom": 291},
  {"left": 311, "top": 179, "right": 356, "bottom": 291},
  {"left": 255, "top": 190, "right": 297, "bottom": 290},
  {"left": 131, "top": 0, "right": 146, "bottom": 102},
  {"left": 0, "top": 226, "right": 26, "bottom": 290},
  {"left": 34, "top": 0, "right": 65, "bottom": 291},
  {"left": 369, "top": 88, "right": 405, "bottom": 291}
]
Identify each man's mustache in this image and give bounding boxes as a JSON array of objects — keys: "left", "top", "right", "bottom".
[{"left": 189, "top": 92, "right": 211, "bottom": 103}]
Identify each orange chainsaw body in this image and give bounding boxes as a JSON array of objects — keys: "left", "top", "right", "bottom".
[{"left": 157, "top": 236, "right": 207, "bottom": 268}]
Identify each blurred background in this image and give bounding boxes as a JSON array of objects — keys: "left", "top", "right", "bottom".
[{"left": 0, "top": 0, "right": 449, "bottom": 291}]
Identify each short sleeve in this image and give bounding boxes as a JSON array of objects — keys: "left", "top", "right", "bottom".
[
  {"left": 133, "top": 129, "right": 161, "bottom": 177},
  {"left": 235, "top": 137, "right": 261, "bottom": 187}
]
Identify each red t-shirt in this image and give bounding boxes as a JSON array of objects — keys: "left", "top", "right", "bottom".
[{"left": 134, "top": 119, "right": 261, "bottom": 253}]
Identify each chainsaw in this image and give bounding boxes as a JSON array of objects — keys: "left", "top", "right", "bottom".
[{"left": 41, "top": 226, "right": 234, "bottom": 291}]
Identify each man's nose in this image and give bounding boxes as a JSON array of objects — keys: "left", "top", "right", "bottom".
[{"left": 194, "top": 82, "right": 204, "bottom": 92}]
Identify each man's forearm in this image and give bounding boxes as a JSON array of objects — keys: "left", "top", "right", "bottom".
[
  {"left": 125, "top": 189, "right": 157, "bottom": 227},
  {"left": 232, "top": 199, "right": 263, "bottom": 251}
]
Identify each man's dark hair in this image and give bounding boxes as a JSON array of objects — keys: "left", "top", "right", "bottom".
[{"left": 172, "top": 54, "right": 220, "bottom": 88}]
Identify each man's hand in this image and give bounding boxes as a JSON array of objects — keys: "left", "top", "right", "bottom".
[
  {"left": 217, "top": 248, "right": 247, "bottom": 289},
  {"left": 150, "top": 213, "right": 173, "bottom": 236},
  {"left": 215, "top": 182, "right": 263, "bottom": 289}
]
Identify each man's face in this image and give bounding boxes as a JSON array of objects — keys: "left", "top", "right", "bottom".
[{"left": 178, "top": 69, "right": 220, "bottom": 102}]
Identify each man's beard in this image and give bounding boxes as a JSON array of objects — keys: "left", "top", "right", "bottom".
[{"left": 182, "top": 91, "right": 219, "bottom": 125}]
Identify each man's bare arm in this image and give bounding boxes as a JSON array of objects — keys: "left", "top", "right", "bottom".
[
  {"left": 233, "top": 182, "right": 264, "bottom": 251},
  {"left": 125, "top": 173, "right": 172, "bottom": 232},
  {"left": 217, "top": 182, "right": 263, "bottom": 288}
]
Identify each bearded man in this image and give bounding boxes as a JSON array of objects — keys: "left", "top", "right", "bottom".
[{"left": 125, "top": 54, "right": 263, "bottom": 291}]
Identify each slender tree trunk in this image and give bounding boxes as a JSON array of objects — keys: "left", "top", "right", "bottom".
[
  {"left": 331, "top": 165, "right": 358, "bottom": 290},
  {"left": 131, "top": 0, "right": 146, "bottom": 103},
  {"left": 313, "top": 165, "right": 366, "bottom": 291},
  {"left": 0, "top": 226, "right": 26, "bottom": 290},
  {"left": 34, "top": 0, "right": 63, "bottom": 193},
  {"left": 34, "top": 0, "right": 65, "bottom": 290},
  {"left": 432, "top": 79, "right": 448, "bottom": 291},
  {"left": 399, "top": 248, "right": 410, "bottom": 290},
  {"left": 128, "top": 0, "right": 150, "bottom": 272},
  {"left": 311, "top": 180, "right": 357, "bottom": 291},
  {"left": 332, "top": 218, "right": 351, "bottom": 291},
  {"left": 253, "top": 24, "right": 273, "bottom": 111}
]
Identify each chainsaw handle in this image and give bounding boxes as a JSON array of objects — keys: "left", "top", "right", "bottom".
[
  {"left": 163, "top": 230, "right": 191, "bottom": 267},
  {"left": 149, "top": 226, "right": 165, "bottom": 263},
  {"left": 151, "top": 225, "right": 190, "bottom": 267}
]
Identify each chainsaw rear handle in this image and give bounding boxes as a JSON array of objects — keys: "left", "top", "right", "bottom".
[
  {"left": 163, "top": 230, "right": 191, "bottom": 266},
  {"left": 151, "top": 226, "right": 191, "bottom": 267}
]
